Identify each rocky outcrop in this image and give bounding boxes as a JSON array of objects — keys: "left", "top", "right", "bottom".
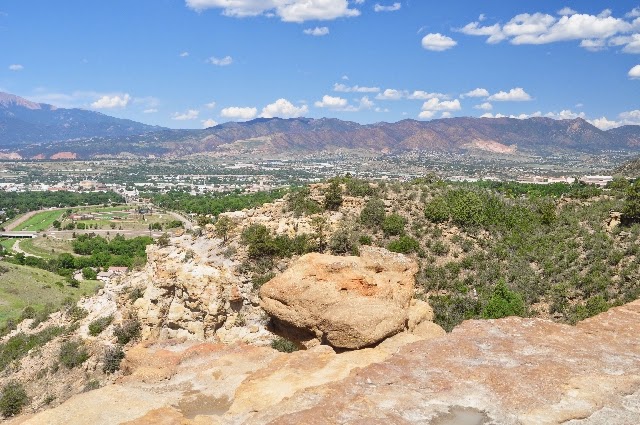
[
  {"left": 259, "top": 247, "right": 427, "bottom": 349},
  {"left": 130, "top": 236, "right": 270, "bottom": 344},
  {"left": 14, "top": 300, "right": 640, "bottom": 425}
]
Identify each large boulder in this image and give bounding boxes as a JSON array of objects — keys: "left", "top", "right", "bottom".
[{"left": 259, "top": 246, "right": 427, "bottom": 349}]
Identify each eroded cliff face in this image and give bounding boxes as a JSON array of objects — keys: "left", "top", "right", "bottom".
[{"left": 13, "top": 300, "right": 640, "bottom": 425}]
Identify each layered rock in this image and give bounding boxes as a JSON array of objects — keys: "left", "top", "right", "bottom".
[
  {"left": 259, "top": 247, "right": 428, "bottom": 349},
  {"left": 14, "top": 300, "right": 640, "bottom": 425}
]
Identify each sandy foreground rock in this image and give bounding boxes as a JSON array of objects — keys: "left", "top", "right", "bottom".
[
  {"left": 13, "top": 299, "right": 640, "bottom": 425},
  {"left": 259, "top": 246, "right": 425, "bottom": 349}
]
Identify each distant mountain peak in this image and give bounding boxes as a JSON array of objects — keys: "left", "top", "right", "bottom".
[{"left": 0, "top": 91, "right": 44, "bottom": 110}]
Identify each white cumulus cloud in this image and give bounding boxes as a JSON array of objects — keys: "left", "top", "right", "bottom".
[
  {"left": 207, "top": 56, "right": 233, "bottom": 66},
  {"left": 220, "top": 106, "right": 258, "bottom": 120},
  {"left": 474, "top": 102, "right": 493, "bottom": 111},
  {"left": 461, "top": 88, "right": 490, "bottom": 98},
  {"left": 303, "top": 26, "right": 329, "bottom": 36},
  {"left": 458, "top": 9, "right": 639, "bottom": 53},
  {"left": 260, "top": 98, "right": 309, "bottom": 118},
  {"left": 419, "top": 98, "right": 461, "bottom": 119},
  {"left": 202, "top": 118, "right": 218, "bottom": 128},
  {"left": 8, "top": 64, "right": 23, "bottom": 71},
  {"left": 172, "top": 109, "right": 200, "bottom": 120},
  {"left": 91, "top": 94, "right": 131, "bottom": 109},
  {"left": 185, "top": 0, "right": 361, "bottom": 22},
  {"left": 143, "top": 108, "right": 158, "bottom": 114},
  {"left": 374, "top": 3, "right": 401, "bottom": 12},
  {"left": 487, "top": 87, "right": 532, "bottom": 101},
  {"left": 375, "top": 89, "right": 404, "bottom": 100},
  {"left": 421, "top": 33, "right": 457, "bottom": 51},
  {"left": 205, "top": 101, "right": 217, "bottom": 109},
  {"left": 314, "top": 95, "right": 348, "bottom": 108},
  {"left": 179, "top": 51, "right": 189, "bottom": 57},
  {"left": 630, "top": 65, "right": 640, "bottom": 79},
  {"left": 557, "top": 7, "right": 577, "bottom": 16}
]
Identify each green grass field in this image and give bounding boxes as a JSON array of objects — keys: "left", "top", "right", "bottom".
[
  {"left": 0, "top": 261, "right": 102, "bottom": 327},
  {"left": 0, "top": 239, "right": 16, "bottom": 252},
  {"left": 17, "top": 237, "right": 74, "bottom": 259},
  {"left": 14, "top": 210, "right": 64, "bottom": 232}
]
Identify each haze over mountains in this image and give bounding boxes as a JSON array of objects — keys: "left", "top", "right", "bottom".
[{"left": 1, "top": 91, "right": 640, "bottom": 160}]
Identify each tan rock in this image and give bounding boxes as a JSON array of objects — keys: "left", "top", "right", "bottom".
[{"left": 259, "top": 247, "right": 421, "bottom": 349}]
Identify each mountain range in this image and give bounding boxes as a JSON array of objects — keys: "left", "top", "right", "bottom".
[{"left": 1, "top": 91, "right": 640, "bottom": 159}]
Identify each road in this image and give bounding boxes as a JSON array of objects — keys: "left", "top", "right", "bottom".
[{"left": 164, "top": 210, "right": 193, "bottom": 230}]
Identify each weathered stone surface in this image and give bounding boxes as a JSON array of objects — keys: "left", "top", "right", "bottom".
[
  {"left": 259, "top": 246, "right": 421, "bottom": 349},
  {"left": 15, "top": 300, "right": 640, "bottom": 425},
  {"left": 130, "top": 236, "right": 271, "bottom": 344}
]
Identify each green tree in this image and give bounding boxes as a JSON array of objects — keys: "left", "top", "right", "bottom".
[
  {"left": 360, "top": 198, "right": 386, "bottom": 228},
  {"left": 323, "top": 181, "right": 343, "bottom": 211},
  {"left": 214, "top": 216, "right": 235, "bottom": 242},
  {"left": 622, "top": 181, "right": 640, "bottom": 222}
]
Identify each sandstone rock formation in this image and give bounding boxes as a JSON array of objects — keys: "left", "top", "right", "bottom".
[
  {"left": 259, "top": 246, "right": 425, "bottom": 349},
  {"left": 14, "top": 300, "right": 640, "bottom": 425},
  {"left": 130, "top": 236, "right": 271, "bottom": 344}
]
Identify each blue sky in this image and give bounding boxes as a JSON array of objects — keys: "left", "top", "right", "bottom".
[{"left": 1, "top": 0, "right": 639, "bottom": 129}]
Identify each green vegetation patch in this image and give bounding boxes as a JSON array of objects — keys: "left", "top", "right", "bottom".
[
  {"left": 0, "top": 261, "right": 101, "bottom": 329},
  {"left": 13, "top": 210, "right": 63, "bottom": 232}
]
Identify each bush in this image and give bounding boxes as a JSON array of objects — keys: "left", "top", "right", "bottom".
[
  {"left": 388, "top": 236, "right": 420, "bottom": 254},
  {"left": 156, "top": 233, "right": 170, "bottom": 247},
  {"left": 329, "top": 227, "right": 358, "bottom": 255},
  {"left": 59, "top": 339, "right": 89, "bottom": 369},
  {"left": 113, "top": 319, "right": 141, "bottom": 345},
  {"left": 270, "top": 337, "right": 299, "bottom": 353},
  {"left": 360, "top": 199, "right": 386, "bottom": 228},
  {"left": 82, "top": 267, "right": 97, "bottom": 280},
  {"left": 382, "top": 214, "right": 406, "bottom": 236},
  {"left": 0, "top": 382, "right": 29, "bottom": 417},
  {"left": 88, "top": 315, "right": 113, "bottom": 336},
  {"left": 359, "top": 235, "right": 373, "bottom": 245},
  {"left": 67, "top": 305, "right": 88, "bottom": 321},
  {"left": 424, "top": 197, "right": 449, "bottom": 223},
  {"left": 481, "top": 280, "right": 525, "bottom": 319},
  {"left": 102, "top": 345, "right": 125, "bottom": 373},
  {"left": 287, "top": 187, "right": 322, "bottom": 217}
]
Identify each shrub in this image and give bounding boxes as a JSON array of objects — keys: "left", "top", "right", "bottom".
[
  {"left": 67, "top": 305, "right": 88, "bottom": 321},
  {"left": 128, "top": 287, "right": 144, "bottom": 302},
  {"left": 481, "top": 280, "right": 525, "bottom": 319},
  {"left": 287, "top": 187, "right": 322, "bottom": 216},
  {"left": 424, "top": 197, "right": 449, "bottom": 223},
  {"left": 430, "top": 240, "right": 449, "bottom": 256},
  {"left": 382, "top": 214, "right": 406, "bottom": 236},
  {"left": 388, "top": 236, "right": 420, "bottom": 254},
  {"left": 82, "top": 267, "right": 97, "bottom": 280},
  {"left": 102, "top": 345, "right": 125, "bottom": 373},
  {"left": 113, "top": 319, "right": 141, "bottom": 345},
  {"left": 156, "top": 233, "right": 170, "bottom": 247},
  {"left": 270, "top": 337, "right": 299, "bottom": 353},
  {"left": 323, "top": 181, "right": 343, "bottom": 211},
  {"left": 360, "top": 199, "right": 386, "bottom": 228},
  {"left": 0, "top": 382, "right": 29, "bottom": 417},
  {"left": 359, "top": 235, "right": 373, "bottom": 245},
  {"left": 329, "top": 227, "right": 358, "bottom": 255},
  {"left": 59, "top": 339, "right": 89, "bottom": 369},
  {"left": 88, "top": 315, "right": 113, "bottom": 336}
]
